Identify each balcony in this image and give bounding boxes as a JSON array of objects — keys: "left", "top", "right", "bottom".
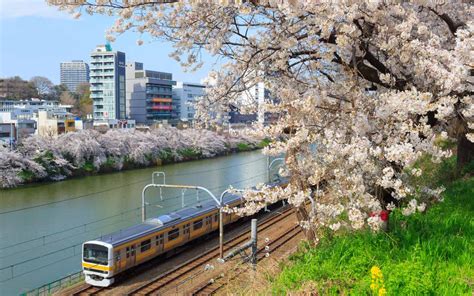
[
  {"left": 149, "top": 98, "right": 172, "bottom": 103},
  {"left": 147, "top": 105, "right": 172, "bottom": 111},
  {"left": 91, "top": 93, "right": 104, "bottom": 99}
]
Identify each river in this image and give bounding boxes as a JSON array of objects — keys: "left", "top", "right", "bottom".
[{"left": 0, "top": 150, "right": 280, "bottom": 295}]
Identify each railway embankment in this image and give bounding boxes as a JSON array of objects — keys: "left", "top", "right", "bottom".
[
  {"left": 0, "top": 127, "right": 268, "bottom": 189},
  {"left": 237, "top": 157, "right": 474, "bottom": 295},
  {"left": 55, "top": 203, "right": 302, "bottom": 296}
]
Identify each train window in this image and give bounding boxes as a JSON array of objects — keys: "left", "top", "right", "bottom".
[
  {"left": 156, "top": 234, "right": 164, "bottom": 246},
  {"left": 205, "top": 216, "right": 212, "bottom": 225},
  {"left": 114, "top": 251, "right": 121, "bottom": 261},
  {"left": 193, "top": 220, "right": 203, "bottom": 230},
  {"left": 131, "top": 246, "right": 136, "bottom": 256},
  {"left": 126, "top": 247, "right": 130, "bottom": 258},
  {"left": 214, "top": 213, "right": 218, "bottom": 222},
  {"left": 83, "top": 244, "right": 108, "bottom": 265},
  {"left": 168, "top": 228, "right": 180, "bottom": 241},
  {"left": 140, "top": 239, "right": 151, "bottom": 252}
]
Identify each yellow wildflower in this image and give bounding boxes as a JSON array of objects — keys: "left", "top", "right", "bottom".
[{"left": 370, "top": 265, "right": 387, "bottom": 295}]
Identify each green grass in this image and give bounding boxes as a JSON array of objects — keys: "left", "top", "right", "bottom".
[
  {"left": 18, "top": 169, "right": 35, "bottom": 182},
  {"left": 81, "top": 161, "right": 96, "bottom": 172},
  {"left": 178, "top": 148, "right": 201, "bottom": 159},
  {"left": 271, "top": 175, "right": 474, "bottom": 295},
  {"left": 258, "top": 138, "right": 272, "bottom": 148},
  {"left": 237, "top": 142, "right": 253, "bottom": 151}
]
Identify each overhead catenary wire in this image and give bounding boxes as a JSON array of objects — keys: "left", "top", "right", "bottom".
[
  {"left": 0, "top": 170, "right": 270, "bottom": 278},
  {"left": 0, "top": 157, "right": 270, "bottom": 251},
  {"left": 0, "top": 211, "right": 142, "bottom": 259}
]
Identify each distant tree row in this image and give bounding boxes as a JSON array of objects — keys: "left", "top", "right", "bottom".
[{"left": 1, "top": 76, "right": 92, "bottom": 117}]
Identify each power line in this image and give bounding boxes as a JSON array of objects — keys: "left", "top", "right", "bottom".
[
  {"left": 0, "top": 206, "right": 142, "bottom": 251},
  {"left": 0, "top": 156, "right": 267, "bottom": 215},
  {"left": 0, "top": 157, "right": 272, "bottom": 254},
  {"left": 0, "top": 170, "right": 269, "bottom": 275},
  {"left": 0, "top": 212, "right": 142, "bottom": 259}
]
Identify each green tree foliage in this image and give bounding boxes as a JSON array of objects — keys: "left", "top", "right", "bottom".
[
  {"left": 0, "top": 76, "right": 38, "bottom": 99},
  {"left": 75, "top": 83, "right": 92, "bottom": 118}
]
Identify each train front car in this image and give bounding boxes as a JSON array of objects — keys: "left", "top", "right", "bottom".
[{"left": 82, "top": 241, "right": 115, "bottom": 287}]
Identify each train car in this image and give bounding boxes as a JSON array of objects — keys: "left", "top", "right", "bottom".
[{"left": 82, "top": 193, "right": 245, "bottom": 287}]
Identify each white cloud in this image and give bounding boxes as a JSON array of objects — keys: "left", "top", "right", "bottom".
[{"left": 0, "top": 0, "right": 74, "bottom": 20}]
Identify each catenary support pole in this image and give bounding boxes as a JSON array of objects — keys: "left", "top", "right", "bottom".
[
  {"left": 219, "top": 208, "right": 224, "bottom": 259},
  {"left": 250, "top": 218, "right": 257, "bottom": 269}
]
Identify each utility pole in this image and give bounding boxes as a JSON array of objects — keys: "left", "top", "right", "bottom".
[
  {"left": 250, "top": 218, "right": 257, "bottom": 269},
  {"left": 9, "top": 122, "right": 13, "bottom": 151},
  {"left": 218, "top": 218, "right": 258, "bottom": 269},
  {"left": 219, "top": 208, "right": 224, "bottom": 259}
]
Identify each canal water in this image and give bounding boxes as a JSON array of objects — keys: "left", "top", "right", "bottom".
[{"left": 0, "top": 150, "right": 279, "bottom": 295}]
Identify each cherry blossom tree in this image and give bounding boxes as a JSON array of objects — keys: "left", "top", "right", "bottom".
[
  {"left": 47, "top": 0, "right": 473, "bottom": 239},
  {"left": 0, "top": 127, "right": 261, "bottom": 188}
]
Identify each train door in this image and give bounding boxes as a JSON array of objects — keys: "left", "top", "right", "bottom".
[
  {"left": 205, "top": 215, "right": 212, "bottom": 231},
  {"left": 214, "top": 213, "right": 219, "bottom": 229},
  {"left": 114, "top": 250, "right": 124, "bottom": 273},
  {"left": 125, "top": 244, "right": 136, "bottom": 268},
  {"left": 183, "top": 223, "right": 191, "bottom": 241},
  {"left": 156, "top": 234, "right": 164, "bottom": 254}
]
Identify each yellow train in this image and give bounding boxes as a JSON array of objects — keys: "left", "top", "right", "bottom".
[{"left": 82, "top": 194, "right": 244, "bottom": 287}]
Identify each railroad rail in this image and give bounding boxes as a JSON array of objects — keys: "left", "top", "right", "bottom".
[
  {"left": 71, "top": 285, "right": 108, "bottom": 296},
  {"left": 190, "top": 224, "right": 302, "bottom": 295},
  {"left": 126, "top": 205, "right": 294, "bottom": 295},
  {"left": 67, "top": 204, "right": 292, "bottom": 296}
]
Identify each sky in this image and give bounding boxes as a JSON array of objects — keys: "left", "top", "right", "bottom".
[{"left": 0, "top": 0, "right": 219, "bottom": 85}]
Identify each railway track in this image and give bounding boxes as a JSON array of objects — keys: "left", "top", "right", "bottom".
[
  {"left": 126, "top": 205, "right": 294, "bottom": 295},
  {"left": 71, "top": 285, "right": 108, "bottom": 296},
  {"left": 190, "top": 224, "right": 302, "bottom": 295}
]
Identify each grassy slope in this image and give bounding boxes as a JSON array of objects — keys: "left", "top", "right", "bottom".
[{"left": 271, "top": 176, "right": 474, "bottom": 295}]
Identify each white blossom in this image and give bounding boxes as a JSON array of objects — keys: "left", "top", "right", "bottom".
[{"left": 45, "top": 0, "right": 472, "bottom": 238}]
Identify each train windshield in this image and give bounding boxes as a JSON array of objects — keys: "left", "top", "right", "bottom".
[{"left": 83, "top": 243, "right": 109, "bottom": 266}]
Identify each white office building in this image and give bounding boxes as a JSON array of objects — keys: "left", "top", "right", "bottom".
[
  {"left": 172, "top": 82, "right": 206, "bottom": 122},
  {"left": 90, "top": 45, "right": 126, "bottom": 121}
]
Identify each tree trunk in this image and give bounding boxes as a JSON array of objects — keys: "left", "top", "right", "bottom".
[
  {"left": 295, "top": 204, "right": 317, "bottom": 246},
  {"left": 457, "top": 132, "right": 474, "bottom": 170}
]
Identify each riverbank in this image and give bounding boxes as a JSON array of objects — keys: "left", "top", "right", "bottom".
[
  {"left": 255, "top": 157, "right": 474, "bottom": 295},
  {"left": 0, "top": 150, "right": 272, "bottom": 295},
  {"left": 0, "top": 127, "right": 268, "bottom": 188}
]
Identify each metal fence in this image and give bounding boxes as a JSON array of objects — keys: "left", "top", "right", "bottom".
[{"left": 20, "top": 271, "right": 83, "bottom": 296}]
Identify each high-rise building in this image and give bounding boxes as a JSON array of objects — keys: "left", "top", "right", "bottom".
[
  {"left": 59, "top": 60, "right": 90, "bottom": 92},
  {"left": 126, "top": 62, "right": 176, "bottom": 123},
  {"left": 172, "top": 82, "right": 206, "bottom": 122},
  {"left": 90, "top": 45, "right": 126, "bottom": 121}
]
